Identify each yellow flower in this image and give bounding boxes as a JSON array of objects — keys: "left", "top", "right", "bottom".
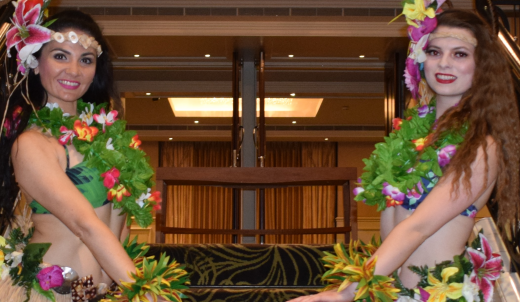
[
  {"left": 0, "top": 236, "right": 5, "bottom": 247},
  {"left": 424, "top": 267, "right": 463, "bottom": 302},
  {"left": 403, "top": 0, "right": 436, "bottom": 28}
]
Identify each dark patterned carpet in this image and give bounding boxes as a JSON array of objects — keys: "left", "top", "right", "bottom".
[{"left": 146, "top": 244, "right": 335, "bottom": 301}]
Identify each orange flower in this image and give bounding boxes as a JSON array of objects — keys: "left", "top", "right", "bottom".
[
  {"left": 148, "top": 191, "right": 162, "bottom": 210},
  {"left": 412, "top": 137, "right": 428, "bottom": 151},
  {"left": 73, "top": 120, "right": 98, "bottom": 142},
  {"left": 107, "top": 184, "right": 131, "bottom": 202},
  {"left": 386, "top": 196, "right": 403, "bottom": 207},
  {"left": 129, "top": 134, "right": 142, "bottom": 149},
  {"left": 392, "top": 118, "right": 403, "bottom": 130}
]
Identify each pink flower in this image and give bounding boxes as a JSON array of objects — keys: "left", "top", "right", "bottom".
[
  {"left": 6, "top": 0, "right": 51, "bottom": 73},
  {"left": 437, "top": 145, "right": 457, "bottom": 167},
  {"left": 467, "top": 234, "right": 502, "bottom": 302},
  {"left": 93, "top": 108, "right": 118, "bottom": 132},
  {"left": 58, "top": 126, "right": 75, "bottom": 145},
  {"left": 382, "top": 182, "right": 405, "bottom": 207},
  {"left": 101, "top": 167, "right": 120, "bottom": 189},
  {"left": 408, "top": 16, "right": 437, "bottom": 42},
  {"left": 36, "top": 265, "right": 64, "bottom": 291},
  {"left": 406, "top": 181, "right": 424, "bottom": 199},
  {"left": 419, "top": 287, "right": 430, "bottom": 302},
  {"left": 404, "top": 57, "right": 421, "bottom": 100}
]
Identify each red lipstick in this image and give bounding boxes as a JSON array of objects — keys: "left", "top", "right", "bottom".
[{"left": 435, "top": 73, "right": 456, "bottom": 84}]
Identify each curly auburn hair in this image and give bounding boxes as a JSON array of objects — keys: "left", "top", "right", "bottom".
[{"left": 426, "top": 10, "right": 520, "bottom": 228}]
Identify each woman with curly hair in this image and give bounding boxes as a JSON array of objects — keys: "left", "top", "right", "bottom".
[{"left": 290, "top": 7, "right": 519, "bottom": 302}]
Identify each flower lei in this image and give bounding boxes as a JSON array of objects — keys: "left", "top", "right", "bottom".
[
  {"left": 0, "top": 228, "right": 64, "bottom": 302},
  {"left": 353, "top": 100, "right": 467, "bottom": 212},
  {"left": 395, "top": 232, "right": 502, "bottom": 302},
  {"left": 101, "top": 237, "right": 190, "bottom": 302},
  {"left": 322, "top": 232, "right": 502, "bottom": 302},
  {"left": 321, "top": 237, "right": 400, "bottom": 302},
  {"left": 27, "top": 100, "right": 161, "bottom": 228}
]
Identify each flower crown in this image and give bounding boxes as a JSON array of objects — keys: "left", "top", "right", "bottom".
[{"left": 6, "top": 0, "right": 102, "bottom": 75}]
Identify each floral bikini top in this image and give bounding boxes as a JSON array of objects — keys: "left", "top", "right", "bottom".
[
  {"left": 29, "top": 146, "right": 109, "bottom": 214},
  {"left": 398, "top": 171, "right": 478, "bottom": 218}
]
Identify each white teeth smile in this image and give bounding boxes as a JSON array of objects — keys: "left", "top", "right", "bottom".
[
  {"left": 58, "top": 80, "right": 79, "bottom": 86},
  {"left": 436, "top": 74, "right": 456, "bottom": 80}
]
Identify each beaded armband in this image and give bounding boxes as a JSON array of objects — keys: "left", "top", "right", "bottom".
[
  {"left": 101, "top": 237, "right": 190, "bottom": 302},
  {"left": 321, "top": 238, "right": 400, "bottom": 302}
]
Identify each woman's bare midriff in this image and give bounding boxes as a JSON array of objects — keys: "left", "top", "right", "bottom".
[
  {"left": 381, "top": 194, "right": 488, "bottom": 288},
  {"left": 29, "top": 203, "right": 124, "bottom": 285}
]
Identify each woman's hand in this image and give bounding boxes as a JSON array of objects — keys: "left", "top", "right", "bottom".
[{"left": 287, "top": 290, "right": 352, "bottom": 302}]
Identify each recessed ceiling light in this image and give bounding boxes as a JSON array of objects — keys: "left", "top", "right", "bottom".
[
  {"left": 290, "top": 93, "right": 296, "bottom": 97},
  {"left": 169, "top": 138, "right": 173, "bottom": 140},
  {"left": 205, "top": 54, "right": 211, "bottom": 57},
  {"left": 359, "top": 55, "right": 365, "bottom": 58},
  {"left": 325, "top": 138, "right": 329, "bottom": 141},
  {"left": 292, "top": 121, "right": 297, "bottom": 124},
  {"left": 194, "top": 121, "right": 199, "bottom": 124},
  {"left": 288, "top": 54, "right": 294, "bottom": 58},
  {"left": 134, "top": 54, "right": 140, "bottom": 57},
  {"left": 145, "top": 92, "right": 151, "bottom": 96}
]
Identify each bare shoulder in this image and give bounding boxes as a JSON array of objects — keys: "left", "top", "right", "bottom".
[{"left": 11, "top": 129, "right": 61, "bottom": 166}]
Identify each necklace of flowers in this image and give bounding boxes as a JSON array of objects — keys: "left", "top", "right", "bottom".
[
  {"left": 353, "top": 100, "right": 468, "bottom": 211},
  {"left": 27, "top": 100, "right": 161, "bottom": 228}
]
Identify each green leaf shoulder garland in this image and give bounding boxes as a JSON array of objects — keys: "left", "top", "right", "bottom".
[
  {"left": 353, "top": 100, "right": 469, "bottom": 213},
  {"left": 27, "top": 99, "right": 160, "bottom": 228}
]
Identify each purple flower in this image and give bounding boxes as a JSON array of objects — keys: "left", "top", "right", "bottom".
[
  {"left": 382, "top": 182, "right": 405, "bottom": 201},
  {"left": 36, "top": 265, "right": 63, "bottom": 290},
  {"left": 353, "top": 186, "right": 365, "bottom": 196},
  {"left": 418, "top": 105, "right": 434, "bottom": 118},
  {"left": 408, "top": 16, "right": 437, "bottom": 42},
  {"left": 419, "top": 287, "right": 430, "bottom": 302},
  {"left": 437, "top": 145, "right": 457, "bottom": 167},
  {"left": 404, "top": 57, "right": 421, "bottom": 99}
]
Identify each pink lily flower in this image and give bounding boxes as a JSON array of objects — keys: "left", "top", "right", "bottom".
[
  {"left": 58, "top": 126, "right": 74, "bottom": 145},
  {"left": 93, "top": 108, "right": 118, "bottom": 132},
  {"left": 467, "top": 234, "right": 502, "bottom": 302},
  {"left": 100, "top": 167, "right": 120, "bottom": 189},
  {"left": 6, "top": 0, "right": 51, "bottom": 73}
]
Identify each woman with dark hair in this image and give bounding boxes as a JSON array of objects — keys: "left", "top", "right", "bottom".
[
  {"left": 289, "top": 4, "right": 519, "bottom": 302},
  {"left": 0, "top": 1, "right": 186, "bottom": 301}
]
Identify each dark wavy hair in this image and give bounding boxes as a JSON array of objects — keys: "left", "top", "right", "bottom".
[
  {"left": 426, "top": 10, "right": 520, "bottom": 228},
  {"left": 0, "top": 10, "right": 120, "bottom": 231}
]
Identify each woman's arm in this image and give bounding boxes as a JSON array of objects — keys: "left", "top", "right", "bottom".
[{"left": 11, "top": 131, "right": 136, "bottom": 285}]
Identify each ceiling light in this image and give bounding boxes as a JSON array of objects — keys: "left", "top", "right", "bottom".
[
  {"left": 292, "top": 121, "right": 297, "bottom": 124},
  {"left": 290, "top": 93, "right": 296, "bottom": 97},
  {"left": 359, "top": 55, "right": 365, "bottom": 58},
  {"left": 325, "top": 138, "right": 329, "bottom": 141},
  {"left": 168, "top": 98, "right": 323, "bottom": 118},
  {"left": 194, "top": 121, "right": 199, "bottom": 123},
  {"left": 205, "top": 54, "right": 211, "bottom": 57},
  {"left": 288, "top": 54, "right": 294, "bottom": 58},
  {"left": 169, "top": 138, "right": 173, "bottom": 140},
  {"left": 134, "top": 54, "right": 140, "bottom": 57},
  {"left": 145, "top": 92, "right": 151, "bottom": 96}
]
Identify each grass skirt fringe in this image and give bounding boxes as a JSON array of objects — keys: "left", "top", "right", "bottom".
[{"left": 0, "top": 275, "right": 71, "bottom": 302}]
